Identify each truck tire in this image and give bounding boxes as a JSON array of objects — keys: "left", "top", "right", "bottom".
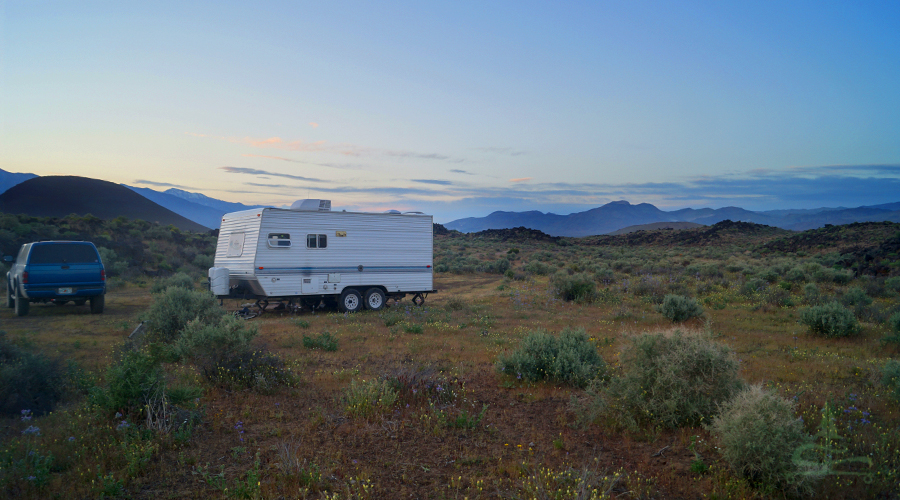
[
  {"left": 6, "top": 282, "right": 14, "bottom": 309},
  {"left": 90, "top": 295, "right": 105, "bottom": 314},
  {"left": 338, "top": 289, "right": 362, "bottom": 313},
  {"left": 364, "top": 288, "right": 386, "bottom": 311},
  {"left": 14, "top": 286, "right": 29, "bottom": 317}
]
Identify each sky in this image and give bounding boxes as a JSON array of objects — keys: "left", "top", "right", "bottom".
[{"left": 1, "top": 1, "right": 899, "bottom": 223}]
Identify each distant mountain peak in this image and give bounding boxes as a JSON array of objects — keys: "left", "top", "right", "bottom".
[{"left": 608, "top": 200, "right": 631, "bottom": 205}]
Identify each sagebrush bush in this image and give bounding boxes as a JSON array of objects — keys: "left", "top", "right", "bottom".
[
  {"left": 840, "top": 287, "right": 872, "bottom": 307},
  {"left": 595, "top": 330, "right": 743, "bottom": 429},
  {"left": 658, "top": 294, "right": 704, "bottom": 322},
  {"left": 523, "top": 261, "right": 551, "bottom": 275},
  {"left": 889, "top": 311, "right": 900, "bottom": 334},
  {"left": 497, "top": 328, "right": 606, "bottom": 388},
  {"left": 173, "top": 316, "right": 258, "bottom": 377},
  {"left": 0, "top": 332, "right": 66, "bottom": 416},
  {"left": 551, "top": 272, "right": 596, "bottom": 302},
  {"left": 709, "top": 385, "right": 816, "bottom": 495},
  {"left": 385, "top": 365, "right": 460, "bottom": 406},
  {"left": 886, "top": 276, "right": 900, "bottom": 294},
  {"left": 150, "top": 272, "right": 196, "bottom": 294},
  {"left": 882, "top": 360, "right": 900, "bottom": 403},
  {"left": 800, "top": 301, "right": 861, "bottom": 338},
  {"left": 91, "top": 349, "right": 164, "bottom": 418},
  {"left": 145, "top": 287, "right": 226, "bottom": 343}
]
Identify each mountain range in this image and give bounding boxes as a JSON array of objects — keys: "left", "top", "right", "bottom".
[
  {"left": 444, "top": 200, "right": 900, "bottom": 236},
  {"left": 0, "top": 168, "right": 898, "bottom": 235}
]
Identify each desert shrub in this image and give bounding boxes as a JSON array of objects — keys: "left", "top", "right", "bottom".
[
  {"left": 404, "top": 323, "right": 424, "bottom": 334},
  {"left": 658, "top": 294, "right": 703, "bottom": 322},
  {"left": 800, "top": 302, "right": 861, "bottom": 338},
  {"left": 597, "top": 330, "right": 743, "bottom": 429},
  {"left": 385, "top": 365, "right": 461, "bottom": 406},
  {"left": 840, "top": 286, "right": 872, "bottom": 307},
  {"left": 882, "top": 360, "right": 900, "bottom": 403},
  {"left": 709, "top": 385, "right": 816, "bottom": 495},
  {"left": 785, "top": 267, "right": 807, "bottom": 283},
  {"left": 832, "top": 270, "right": 853, "bottom": 285},
  {"left": 884, "top": 312, "right": 900, "bottom": 347},
  {"left": 551, "top": 271, "right": 596, "bottom": 302},
  {"left": 192, "top": 253, "right": 214, "bottom": 270},
  {"left": 802, "top": 283, "right": 820, "bottom": 304},
  {"left": 210, "top": 350, "right": 295, "bottom": 391},
  {"left": 302, "top": 332, "right": 338, "bottom": 351},
  {"left": 150, "top": 272, "right": 196, "bottom": 294},
  {"left": 0, "top": 332, "right": 67, "bottom": 417},
  {"left": 343, "top": 379, "right": 398, "bottom": 418},
  {"left": 145, "top": 287, "right": 226, "bottom": 343},
  {"left": 443, "top": 297, "right": 467, "bottom": 311},
  {"left": 759, "top": 268, "right": 780, "bottom": 283},
  {"left": 173, "top": 316, "right": 258, "bottom": 374},
  {"left": 497, "top": 328, "right": 606, "bottom": 388},
  {"left": 523, "top": 260, "right": 551, "bottom": 275},
  {"left": 740, "top": 278, "right": 766, "bottom": 297},
  {"left": 886, "top": 276, "right": 900, "bottom": 294},
  {"left": 91, "top": 349, "right": 164, "bottom": 418}
]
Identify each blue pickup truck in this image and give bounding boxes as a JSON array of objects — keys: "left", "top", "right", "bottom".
[{"left": 6, "top": 241, "right": 106, "bottom": 316}]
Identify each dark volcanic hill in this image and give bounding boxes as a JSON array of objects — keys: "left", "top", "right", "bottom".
[{"left": 0, "top": 176, "right": 210, "bottom": 232}]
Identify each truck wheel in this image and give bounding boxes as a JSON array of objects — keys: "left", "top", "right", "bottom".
[
  {"left": 338, "top": 289, "right": 362, "bottom": 313},
  {"left": 364, "top": 288, "right": 385, "bottom": 311},
  {"left": 90, "top": 295, "right": 105, "bottom": 314},
  {"left": 6, "top": 282, "right": 14, "bottom": 309},
  {"left": 14, "top": 286, "right": 29, "bottom": 317}
]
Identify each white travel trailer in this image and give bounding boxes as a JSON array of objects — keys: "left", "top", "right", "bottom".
[{"left": 208, "top": 200, "right": 435, "bottom": 312}]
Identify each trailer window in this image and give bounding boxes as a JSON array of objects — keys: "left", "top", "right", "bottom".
[
  {"left": 267, "top": 233, "right": 291, "bottom": 248},
  {"left": 306, "top": 234, "right": 327, "bottom": 249}
]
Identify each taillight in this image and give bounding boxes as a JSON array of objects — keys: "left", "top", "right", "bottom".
[
  {"left": 101, "top": 269, "right": 106, "bottom": 281},
  {"left": 22, "top": 271, "right": 28, "bottom": 284}
]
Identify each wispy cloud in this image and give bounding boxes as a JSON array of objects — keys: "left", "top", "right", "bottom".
[
  {"left": 309, "top": 122, "right": 319, "bottom": 128},
  {"left": 509, "top": 177, "right": 532, "bottom": 183},
  {"left": 241, "top": 154, "right": 364, "bottom": 170},
  {"left": 134, "top": 179, "right": 194, "bottom": 189},
  {"left": 219, "top": 166, "right": 325, "bottom": 183},
  {"left": 474, "top": 146, "right": 527, "bottom": 156},
  {"left": 450, "top": 169, "right": 475, "bottom": 175},
  {"left": 412, "top": 179, "right": 453, "bottom": 185}
]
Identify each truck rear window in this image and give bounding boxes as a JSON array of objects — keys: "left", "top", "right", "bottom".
[{"left": 29, "top": 244, "right": 100, "bottom": 264}]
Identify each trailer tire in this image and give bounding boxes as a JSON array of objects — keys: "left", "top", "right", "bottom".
[
  {"left": 364, "top": 288, "right": 386, "bottom": 311},
  {"left": 339, "top": 289, "right": 362, "bottom": 313},
  {"left": 14, "top": 286, "right": 29, "bottom": 317}
]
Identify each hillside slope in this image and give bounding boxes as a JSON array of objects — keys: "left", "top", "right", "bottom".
[{"left": 0, "top": 176, "right": 210, "bottom": 232}]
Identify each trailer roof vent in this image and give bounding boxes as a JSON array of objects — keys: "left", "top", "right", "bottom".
[{"left": 290, "top": 199, "right": 331, "bottom": 211}]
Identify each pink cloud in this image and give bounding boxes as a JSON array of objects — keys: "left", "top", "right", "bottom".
[
  {"left": 509, "top": 177, "right": 532, "bottom": 183},
  {"left": 310, "top": 122, "right": 319, "bottom": 128}
]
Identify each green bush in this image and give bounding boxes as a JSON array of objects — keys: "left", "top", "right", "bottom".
[
  {"left": 658, "top": 294, "right": 704, "bottom": 322},
  {"left": 597, "top": 330, "right": 743, "bottom": 429},
  {"left": 173, "top": 316, "right": 258, "bottom": 376},
  {"left": 91, "top": 349, "right": 164, "bottom": 418},
  {"left": 802, "top": 283, "right": 820, "bottom": 304},
  {"left": 881, "top": 360, "right": 900, "bottom": 403},
  {"left": 302, "top": 332, "right": 338, "bottom": 351},
  {"left": 840, "top": 287, "right": 872, "bottom": 307},
  {"left": 150, "top": 272, "right": 196, "bottom": 294},
  {"left": 886, "top": 276, "right": 900, "bottom": 294},
  {"left": 709, "top": 385, "right": 816, "bottom": 495},
  {"left": 343, "top": 379, "right": 398, "bottom": 418},
  {"left": 799, "top": 301, "right": 861, "bottom": 338},
  {"left": 523, "top": 261, "right": 551, "bottom": 275},
  {"left": 551, "top": 271, "right": 596, "bottom": 302},
  {"left": 889, "top": 311, "right": 900, "bottom": 334},
  {"left": 145, "top": 287, "right": 226, "bottom": 343},
  {"left": 497, "top": 328, "right": 606, "bottom": 388},
  {"left": 0, "top": 332, "right": 67, "bottom": 417}
]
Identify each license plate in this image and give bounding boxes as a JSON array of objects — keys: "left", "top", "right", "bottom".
[{"left": 58, "top": 287, "right": 73, "bottom": 294}]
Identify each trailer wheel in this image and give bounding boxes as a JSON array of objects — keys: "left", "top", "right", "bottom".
[
  {"left": 339, "top": 289, "right": 362, "bottom": 313},
  {"left": 364, "top": 288, "right": 386, "bottom": 311}
]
